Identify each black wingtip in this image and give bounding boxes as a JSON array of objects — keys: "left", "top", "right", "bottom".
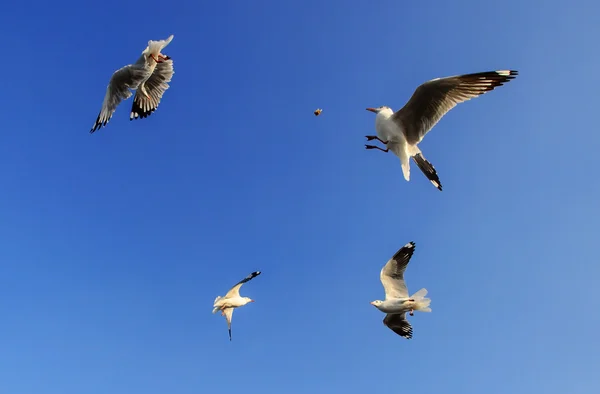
[
  {"left": 90, "top": 116, "right": 100, "bottom": 133},
  {"left": 412, "top": 154, "right": 443, "bottom": 192},
  {"left": 392, "top": 241, "right": 416, "bottom": 262},
  {"left": 130, "top": 99, "right": 157, "bottom": 120},
  {"left": 500, "top": 70, "right": 518, "bottom": 80},
  {"left": 404, "top": 241, "right": 416, "bottom": 254}
]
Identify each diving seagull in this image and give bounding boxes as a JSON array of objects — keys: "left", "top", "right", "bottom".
[
  {"left": 90, "top": 35, "right": 175, "bottom": 133},
  {"left": 212, "top": 271, "right": 261, "bottom": 341},
  {"left": 370, "top": 242, "right": 431, "bottom": 339},
  {"left": 365, "top": 70, "right": 518, "bottom": 190}
]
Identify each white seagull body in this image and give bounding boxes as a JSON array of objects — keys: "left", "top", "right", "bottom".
[
  {"left": 212, "top": 271, "right": 261, "bottom": 341},
  {"left": 371, "top": 242, "right": 431, "bottom": 339},
  {"left": 90, "top": 35, "right": 175, "bottom": 133},
  {"left": 365, "top": 70, "right": 518, "bottom": 190}
]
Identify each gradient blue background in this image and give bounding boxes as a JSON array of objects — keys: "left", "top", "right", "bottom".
[{"left": 1, "top": 1, "right": 599, "bottom": 393}]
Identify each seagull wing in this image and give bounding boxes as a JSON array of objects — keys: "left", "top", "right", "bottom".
[
  {"left": 391, "top": 70, "right": 518, "bottom": 145},
  {"left": 130, "top": 59, "right": 175, "bottom": 120},
  {"left": 383, "top": 313, "right": 413, "bottom": 339},
  {"left": 225, "top": 271, "right": 261, "bottom": 299},
  {"left": 90, "top": 64, "right": 151, "bottom": 133},
  {"left": 380, "top": 242, "right": 416, "bottom": 299},
  {"left": 223, "top": 307, "right": 234, "bottom": 341}
]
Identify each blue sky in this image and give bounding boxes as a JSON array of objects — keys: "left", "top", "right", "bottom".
[{"left": 1, "top": 0, "right": 599, "bottom": 393}]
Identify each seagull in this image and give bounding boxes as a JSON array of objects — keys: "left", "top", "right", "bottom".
[
  {"left": 212, "top": 271, "right": 261, "bottom": 341},
  {"left": 365, "top": 70, "right": 518, "bottom": 190},
  {"left": 90, "top": 35, "right": 175, "bottom": 133},
  {"left": 370, "top": 242, "right": 431, "bottom": 339}
]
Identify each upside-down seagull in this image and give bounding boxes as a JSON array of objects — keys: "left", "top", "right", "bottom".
[
  {"left": 371, "top": 242, "right": 431, "bottom": 339},
  {"left": 365, "top": 70, "right": 518, "bottom": 191},
  {"left": 90, "top": 35, "right": 175, "bottom": 133},
  {"left": 212, "top": 271, "right": 261, "bottom": 341}
]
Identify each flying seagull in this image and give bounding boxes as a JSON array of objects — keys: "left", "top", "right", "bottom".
[
  {"left": 370, "top": 242, "right": 431, "bottom": 339},
  {"left": 212, "top": 271, "right": 261, "bottom": 341},
  {"left": 365, "top": 70, "right": 518, "bottom": 190},
  {"left": 90, "top": 35, "right": 175, "bottom": 133}
]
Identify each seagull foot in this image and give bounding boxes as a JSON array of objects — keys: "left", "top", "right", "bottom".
[
  {"left": 365, "top": 136, "right": 389, "bottom": 144},
  {"left": 409, "top": 309, "right": 414, "bottom": 316},
  {"left": 365, "top": 144, "right": 389, "bottom": 153}
]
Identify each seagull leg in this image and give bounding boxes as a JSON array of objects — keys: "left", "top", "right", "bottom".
[
  {"left": 158, "top": 54, "right": 171, "bottom": 61},
  {"left": 365, "top": 144, "right": 389, "bottom": 153},
  {"left": 150, "top": 54, "right": 164, "bottom": 64},
  {"left": 365, "top": 136, "right": 389, "bottom": 144}
]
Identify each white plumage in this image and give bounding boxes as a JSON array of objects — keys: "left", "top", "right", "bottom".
[
  {"left": 90, "top": 35, "right": 175, "bottom": 133},
  {"left": 365, "top": 70, "right": 518, "bottom": 190},
  {"left": 213, "top": 271, "right": 261, "bottom": 341},
  {"left": 370, "top": 242, "right": 431, "bottom": 339}
]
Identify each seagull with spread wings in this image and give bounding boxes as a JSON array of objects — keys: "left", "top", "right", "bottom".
[
  {"left": 90, "top": 35, "right": 175, "bottom": 133},
  {"left": 371, "top": 242, "right": 431, "bottom": 339},
  {"left": 365, "top": 70, "right": 518, "bottom": 190},
  {"left": 212, "top": 271, "right": 261, "bottom": 341}
]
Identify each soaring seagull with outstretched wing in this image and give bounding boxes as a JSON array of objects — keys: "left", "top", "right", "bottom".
[
  {"left": 212, "top": 271, "right": 261, "bottom": 341},
  {"left": 365, "top": 70, "right": 518, "bottom": 190}
]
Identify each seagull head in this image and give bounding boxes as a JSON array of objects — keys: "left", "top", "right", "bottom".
[
  {"left": 366, "top": 106, "right": 393, "bottom": 116},
  {"left": 370, "top": 300, "right": 384, "bottom": 308},
  {"left": 244, "top": 297, "right": 255, "bottom": 304}
]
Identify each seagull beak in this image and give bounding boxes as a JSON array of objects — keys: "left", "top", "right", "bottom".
[
  {"left": 370, "top": 301, "right": 376, "bottom": 306},
  {"left": 366, "top": 108, "right": 378, "bottom": 113},
  {"left": 249, "top": 299, "right": 255, "bottom": 303}
]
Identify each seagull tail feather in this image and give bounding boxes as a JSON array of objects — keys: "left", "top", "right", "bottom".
[
  {"left": 411, "top": 288, "right": 432, "bottom": 312},
  {"left": 212, "top": 296, "right": 223, "bottom": 313},
  {"left": 411, "top": 288, "right": 428, "bottom": 298},
  {"left": 146, "top": 35, "right": 174, "bottom": 56}
]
